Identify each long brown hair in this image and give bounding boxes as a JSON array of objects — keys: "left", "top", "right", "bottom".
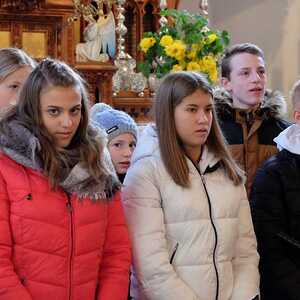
[
  {"left": 0, "top": 58, "right": 109, "bottom": 188},
  {"left": 155, "top": 71, "right": 244, "bottom": 187}
]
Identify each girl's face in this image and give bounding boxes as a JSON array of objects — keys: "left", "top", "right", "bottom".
[
  {"left": 174, "top": 89, "right": 213, "bottom": 163},
  {"left": 0, "top": 66, "right": 32, "bottom": 108},
  {"left": 40, "top": 85, "right": 82, "bottom": 149},
  {"left": 108, "top": 133, "right": 136, "bottom": 174}
]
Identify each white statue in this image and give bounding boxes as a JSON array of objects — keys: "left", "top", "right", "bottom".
[{"left": 76, "top": 10, "right": 116, "bottom": 63}]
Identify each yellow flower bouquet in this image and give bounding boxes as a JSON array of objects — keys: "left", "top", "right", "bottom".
[{"left": 138, "top": 9, "right": 230, "bottom": 83}]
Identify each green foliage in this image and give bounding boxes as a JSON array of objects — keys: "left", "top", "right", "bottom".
[{"left": 138, "top": 9, "right": 230, "bottom": 82}]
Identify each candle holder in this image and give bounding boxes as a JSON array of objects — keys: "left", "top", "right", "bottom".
[{"left": 112, "top": 0, "right": 147, "bottom": 95}]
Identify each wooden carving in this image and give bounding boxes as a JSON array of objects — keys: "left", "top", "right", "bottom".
[{"left": 0, "top": 0, "right": 40, "bottom": 10}]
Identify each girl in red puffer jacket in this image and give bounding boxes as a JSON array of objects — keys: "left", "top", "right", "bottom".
[{"left": 0, "top": 58, "right": 131, "bottom": 300}]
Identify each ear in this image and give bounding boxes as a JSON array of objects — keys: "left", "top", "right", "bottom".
[
  {"left": 221, "top": 77, "right": 232, "bottom": 92},
  {"left": 293, "top": 110, "right": 300, "bottom": 124}
]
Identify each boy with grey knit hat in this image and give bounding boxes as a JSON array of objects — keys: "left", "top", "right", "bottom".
[{"left": 91, "top": 103, "right": 138, "bottom": 182}]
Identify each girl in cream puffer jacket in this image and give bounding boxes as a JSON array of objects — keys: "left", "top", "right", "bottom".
[{"left": 122, "top": 71, "right": 260, "bottom": 300}]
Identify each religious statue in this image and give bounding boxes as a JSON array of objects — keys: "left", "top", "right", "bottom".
[{"left": 75, "top": 1, "right": 116, "bottom": 63}]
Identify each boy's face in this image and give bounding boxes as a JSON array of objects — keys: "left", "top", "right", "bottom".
[
  {"left": 222, "top": 52, "right": 267, "bottom": 109},
  {"left": 108, "top": 133, "right": 136, "bottom": 174},
  {"left": 294, "top": 107, "right": 300, "bottom": 125}
]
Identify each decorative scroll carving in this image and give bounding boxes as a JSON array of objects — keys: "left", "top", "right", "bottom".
[
  {"left": 113, "top": 95, "right": 153, "bottom": 123},
  {"left": 0, "top": 0, "right": 40, "bottom": 10}
]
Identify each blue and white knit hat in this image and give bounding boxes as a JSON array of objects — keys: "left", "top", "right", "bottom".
[{"left": 91, "top": 103, "right": 138, "bottom": 142}]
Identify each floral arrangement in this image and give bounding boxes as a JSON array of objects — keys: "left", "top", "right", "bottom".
[{"left": 138, "top": 9, "right": 230, "bottom": 83}]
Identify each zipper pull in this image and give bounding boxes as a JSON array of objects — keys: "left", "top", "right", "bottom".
[
  {"left": 200, "top": 173, "right": 206, "bottom": 184},
  {"left": 66, "top": 194, "right": 72, "bottom": 212},
  {"left": 66, "top": 201, "right": 72, "bottom": 211}
]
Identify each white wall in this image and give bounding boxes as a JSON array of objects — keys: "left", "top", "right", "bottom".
[{"left": 178, "top": 0, "right": 300, "bottom": 116}]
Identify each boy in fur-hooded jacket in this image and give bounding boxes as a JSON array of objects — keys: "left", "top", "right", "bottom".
[{"left": 215, "top": 43, "right": 290, "bottom": 196}]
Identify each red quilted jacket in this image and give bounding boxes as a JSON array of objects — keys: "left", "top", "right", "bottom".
[{"left": 0, "top": 153, "right": 131, "bottom": 300}]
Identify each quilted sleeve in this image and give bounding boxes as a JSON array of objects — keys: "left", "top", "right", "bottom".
[
  {"left": 230, "top": 185, "right": 260, "bottom": 300},
  {"left": 122, "top": 158, "right": 200, "bottom": 300},
  {"left": 97, "top": 191, "right": 131, "bottom": 300},
  {"left": 0, "top": 164, "right": 32, "bottom": 300}
]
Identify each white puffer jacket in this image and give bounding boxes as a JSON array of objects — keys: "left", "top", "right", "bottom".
[{"left": 122, "top": 124, "right": 259, "bottom": 300}]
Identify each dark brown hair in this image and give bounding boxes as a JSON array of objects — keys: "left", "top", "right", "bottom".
[
  {"left": 221, "top": 43, "right": 265, "bottom": 79},
  {"left": 155, "top": 71, "right": 244, "bottom": 187},
  {"left": 0, "top": 58, "right": 108, "bottom": 188}
]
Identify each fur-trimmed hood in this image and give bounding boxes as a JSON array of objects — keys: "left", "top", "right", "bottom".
[
  {"left": 0, "top": 119, "right": 120, "bottom": 201},
  {"left": 214, "top": 87, "right": 287, "bottom": 120}
]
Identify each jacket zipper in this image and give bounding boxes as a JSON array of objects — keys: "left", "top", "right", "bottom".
[
  {"left": 190, "top": 159, "right": 220, "bottom": 300},
  {"left": 66, "top": 194, "right": 74, "bottom": 300},
  {"left": 277, "top": 232, "right": 300, "bottom": 249},
  {"left": 170, "top": 242, "right": 179, "bottom": 264}
]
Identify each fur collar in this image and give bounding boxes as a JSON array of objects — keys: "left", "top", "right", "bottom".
[
  {"left": 214, "top": 87, "right": 287, "bottom": 120},
  {"left": 0, "top": 119, "right": 120, "bottom": 201}
]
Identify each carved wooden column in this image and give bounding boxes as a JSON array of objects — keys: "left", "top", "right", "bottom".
[{"left": 75, "top": 63, "right": 117, "bottom": 106}]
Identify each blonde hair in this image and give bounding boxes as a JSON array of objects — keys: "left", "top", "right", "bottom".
[
  {"left": 0, "top": 48, "right": 36, "bottom": 81},
  {"left": 291, "top": 79, "right": 300, "bottom": 110}
]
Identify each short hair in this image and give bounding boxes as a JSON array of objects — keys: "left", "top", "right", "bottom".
[
  {"left": 290, "top": 79, "right": 300, "bottom": 110},
  {"left": 221, "top": 43, "right": 265, "bottom": 79},
  {"left": 155, "top": 71, "right": 244, "bottom": 187},
  {"left": 0, "top": 47, "right": 36, "bottom": 81}
]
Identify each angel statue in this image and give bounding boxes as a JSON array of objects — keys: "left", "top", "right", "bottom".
[{"left": 76, "top": 6, "right": 116, "bottom": 63}]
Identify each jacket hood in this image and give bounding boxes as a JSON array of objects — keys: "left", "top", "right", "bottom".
[
  {"left": 132, "top": 124, "right": 220, "bottom": 174},
  {"left": 274, "top": 124, "right": 300, "bottom": 155},
  {"left": 0, "top": 119, "right": 43, "bottom": 171},
  {"left": 0, "top": 119, "right": 120, "bottom": 201},
  {"left": 131, "top": 124, "right": 160, "bottom": 164},
  {"left": 214, "top": 87, "right": 287, "bottom": 120}
]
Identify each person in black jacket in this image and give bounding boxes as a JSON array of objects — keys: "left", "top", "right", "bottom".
[{"left": 250, "top": 79, "right": 300, "bottom": 300}]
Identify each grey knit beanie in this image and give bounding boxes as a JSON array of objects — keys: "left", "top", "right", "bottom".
[{"left": 91, "top": 103, "right": 138, "bottom": 142}]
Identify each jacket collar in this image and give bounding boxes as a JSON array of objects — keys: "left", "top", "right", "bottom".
[
  {"left": 0, "top": 119, "right": 120, "bottom": 201},
  {"left": 187, "top": 145, "right": 221, "bottom": 175},
  {"left": 214, "top": 87, "right": 287, "bottom": 120},
  {"left": 274, "top": 124, "right": 300, "bottom": 155},
  {"left": 134, "top": 125, "right": 221, "bottom": 175}
]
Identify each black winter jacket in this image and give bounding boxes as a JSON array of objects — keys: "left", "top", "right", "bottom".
[{"left": 250, "top": 149, "right": 300, "bottom": 300}]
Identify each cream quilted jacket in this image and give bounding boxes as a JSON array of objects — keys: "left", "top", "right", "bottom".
[{"left": 122, "top": 124, "right": 259, "bottom": 300}]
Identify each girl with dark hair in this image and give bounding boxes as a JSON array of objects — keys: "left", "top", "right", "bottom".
[
  {"left": 0, "top": 58, "right": 131, "bottom": 300},
  {"left": 122, "top": 71, "right": 259, "bottom": 300},
  {"left": 0, "top": 47, "right": 36, "bottom": 109}
]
